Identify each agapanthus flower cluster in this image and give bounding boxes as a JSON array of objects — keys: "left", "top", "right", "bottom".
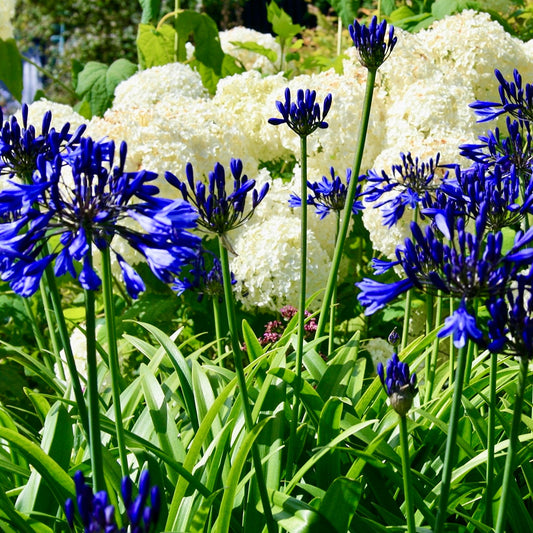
[
  {"left": 487, "top": 271, "right": 533, "bottom": 359},
  {"left": 365, "top": 152, "right": 444, "bottom": 227},
  {"left": 268, "top": 88, "right": 332, "bottom": 138},
  {"left": 0, "top": 136, "right": 200, "bottom": 298},
  {"left": 65, "top": 470, "right": 160, "bottom": 533},
  {"left": 377, "top": 352, "right": 418, "bottom": 417},
  {"left": 0, "top": 104, "right": 87, "bottom": 182},
  {"left": 357, "top": 205, "right": 533, "bottom": 347},
  {"left": 348, "top": 16, "right": 397, "bottom": 71},
  {"left": 165, "top": 159, "right": 269, "bottom": 240},
  {"left": 289, "top": 167, "right": 362, "bottom": 219},
  {"left": 470, "top": 69, "right": 533, "bottom": 123},
  {"left": 173, "top": 248, "right": 236, "bottom": 302}
]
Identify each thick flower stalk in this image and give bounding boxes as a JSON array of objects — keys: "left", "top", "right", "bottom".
[
  {"left": 65, "top": 470, "right": 160, "bottom": 533},
  {"left": 349, "top": 15, "right": 397, "bottom": 71},
  {"left": 268, "top": 87, "right": 332, "bottom": 137},
  {"left": 377, "top": 352, "right": 418, "bottom": 533}
]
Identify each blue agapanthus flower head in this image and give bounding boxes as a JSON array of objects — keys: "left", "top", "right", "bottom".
[
  {"left": 289, "top": 167, "right": 363, "bottom": 219},
  {"left": 487, "top": 272, "right": 533, "bottom": 358},
  {"left": 365, "top": 152, "right": 443, "bottom": 227},
  {"left": 348, "top": 16, "right": 397, "bottom": 70},
  {"left": 165, "top": 158, "right": 269, "bottom": 239},
  {"left": 438, "top": 300, "right": 483, "bottom": 349},
  {"left": 65, "top": 470, "right": 160, "bottom": 533},
  {"left": 0, "top": 103, "right": 87, "bottom": 182},
  {"left": 268, "top": 88, "right": 332, "bottom": 138},
  {"left": 470, "top": 69, "right": 533, "bottom": 124},
  {"left": 377, "top": 352, "right": 418, "bottom": 416},
  {"left": 0, "top": 136, "right": 200, "bottom": 298}
]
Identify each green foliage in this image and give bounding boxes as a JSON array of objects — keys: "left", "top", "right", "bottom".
[
  {"left": 138, "top": 0, "right": 162, "bottom": 24},
  {"left": 327, "top": 0, "right": 360, "bottom": 27},
  {"left": 0, "top": 39, "right": 22, "bottom": 102},
  {"left": 75, "top": 59, "right": 138, "bottom": 117}
]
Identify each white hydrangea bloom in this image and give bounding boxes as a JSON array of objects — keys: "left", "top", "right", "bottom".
[
  {"left": 219, "top": 26, "right": 281, "bottom": 74},
  {"left": 19, "top": 99, "right": 88, "bottom": 132},
  {"left": 113, "top": 62, "right": 208, "bottom": 110},
  {"left": 0, "top": 0, "right": 15, "bottom": 40},
  {"left": 362, "top": 337, "right": 393, "bottom": 373}
]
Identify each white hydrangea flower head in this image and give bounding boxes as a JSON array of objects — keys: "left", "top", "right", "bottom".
[
  {"left": 219, "top": 26, "right": 281, "bottom": 74},
  {"left": 213, "top": 70, "right": 289, "bottom": 164},
  {"left": 363, "top": 337, "right": 393, "bottom": 373},
  {"left": 113, "top": 62, "right": 208, "bottom": 110},
  {"left": 0, "top": 0, "right": 15, "bottom": 40},
  {"left": 21, "top": 99, "right": 88, "bottom": 132}
]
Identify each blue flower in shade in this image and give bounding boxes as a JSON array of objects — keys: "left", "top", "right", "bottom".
[
  {"left": 0, "top": 137, "right": 200, "bottom": 298},
  {"left": 348, "top": 16, "right": 397, "bottom": 70},
  {"left": 165, "top": 159, "right": 269, "bottom": 240},
  {"left": 377, "top": 352, "right": 418, "bottom": 416},
  {"left": 0, "top": 103, "right": 87, "bottom": 182},
  {"left": 438, "top": 300, "right": 483, "bottom": 349},
  {"left": 470, "top": 69, "right": 533, "bottom": 123},
  {"left": 487, "top": 272, "right": 533, "bottom": 358},
  {"left": 365, "top": 152, "right": 443, "bottom": 227},
  {"left": 289, "top": 167, "right": 363, "bottom": 219},
  {"left": 268, "top": 88, "right": 332, "bottom": 137},
  {"left": 173, "top": 248, "right": 236, "bottom": 302},
  {"left": 65, "top": 470, "right": 160, "bottom": 533}
]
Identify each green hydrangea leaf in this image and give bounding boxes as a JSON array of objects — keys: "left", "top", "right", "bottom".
[{"left": 0, "top": 38, "right": 22, "bottom": 102}]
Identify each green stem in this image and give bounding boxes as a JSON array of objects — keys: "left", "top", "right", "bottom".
[
  {"left": 434, "top": 342, "right": 468, "bottom": 533},
  {"left": 212, "top": 296, "right": 224, "bottom": 359},
  {"left": 400, "top": 289, "right": 412, "bottom": 353},
  {"left": 22, "top": 297, "right": 49, "bottom": 363},
  {"left": 22, "top": 56, "right": 77, "bottom": 98},
  {"left": 495, "top": 355, "right": 529, "bottom": 533},
  {"left": 218, "top": 239, "right": 277, "bottom": 533},
  {"left": 39, "top": 283, "right": 65, "bottom": 380},
  {"left": 328, "top": 213, "right": 341, "bottom": 355},
  {"left": 424, "top": 291, "right": 442, "bottom": 403},
  {"left": 399, "top": 415, "right": 416, "bottom": 533},
  {"left": 101, "top": 248, "right": 128, "bottom": 479},
  {"left": 43, "top": 265, "right": 89, "bottom": 435},
  {"left": 286, "top": 135, "right": 308, "bottom": 479},
  {"left": 315, "top": 68, "right": 377, "bottom": 341},
  {"left": 484, "top": 350, "right": 498, "bottom": 526},
  {"left": 84, "top": 285, "right": 105, "bottom": 492}
]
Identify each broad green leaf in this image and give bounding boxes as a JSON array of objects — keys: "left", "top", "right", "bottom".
[
  {"left": 23, "top": 389, "right": 50, "bottom": 424},
  {"left": 269, "top": 489, "right": 335, "bottom": 532},
  {"left": 0, "top": 490, "right": 38, "bottom": 533},
  {"left": 0, "top": 428, "right": 75, "bottom": 507},
  {"left": 316, "top": 398, "right": 343, "bottom": 487},
  {"left": 327, "top": 0, "right": 359, "bottom": 28},
  {"left": 76, "top": 59, "right": 137, "bottom": 117},
  {"left": 16, "top": 402, "right": 73, "bottom": 518},
  {"left": 319, "top": 477, "right": 362, "bottom": 533},
  {"left": 138, "top": 0, "right": 161, "bottom": 24},
  {"left": 432, "top": 0, "right": 459, "bottom": 18},
  {"left": 137, "top": 23, "right": 177, "bottom": 69},
  {"left": 267, "top": 1, "right": 303, "bottom": 48},
  {"left": 229, "top": 41, "right": 278, "bottom": 64},
  {"left": 242, "top": 319, "right": 264, "bottom": 362},
  {"left": 0, "top": 39, "right": 22, "bottom": 101}
]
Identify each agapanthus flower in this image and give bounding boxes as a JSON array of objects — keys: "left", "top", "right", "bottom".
[
  {"left": 365, "top": 152, "right": 443, "bottom": 227},
  {"left": 165, "top": 158, "right": 269, "bottom": 239},
  {"left": 487, "top": 271, "right": 533, "bottom": 358},
  {"left": 377, "top": 352, "right": 418, "bottom": 416},
  {"left": 348, "top": 16, "right": 397, "bottom": 70},
  {"left": 0, "top": 104, "right": 87, "bottom": 182},
  {"left": 289, "top": 167, "right": 362, "bottom": 219},
  {"left": 470, "top": 69, "right": 533, "bottom": 124},
  {"left": 357, "top": 205, "right": 533, "bottom": 347},
  {"left": 433, "top": 162, "right": 533, "bottom": 232},
  {"left": 173, "top": 248, "right": 236, "bottom": 302},
  {"left": 438, "top": 300, "right": 483, "bottom": 349},
  {"left": 268, "top": 88, "right": 332, "bottom": 137},
  {"left": 0, "top": 137, "right": 200, "bottom": 298},
  {"left": 65, "top": 470, "right": 160, "bottom": 533}
]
